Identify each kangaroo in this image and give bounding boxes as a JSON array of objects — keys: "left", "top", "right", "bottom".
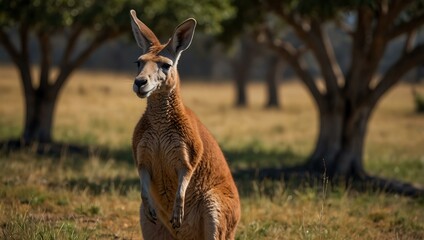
[{"left": 129, "top": 10, "right": 241, "bottom": 240}]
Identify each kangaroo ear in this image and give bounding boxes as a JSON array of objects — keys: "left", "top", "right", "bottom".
[
  {"left": 130, "top": 10, "right": 160, "bottom": 53},
  {"left": 168, "top": 18, "right": 196, "bottom": 63}
]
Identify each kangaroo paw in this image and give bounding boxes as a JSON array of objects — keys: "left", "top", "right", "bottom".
[{"left": 170, "top": 205, "right": 184, "bottom": 229}]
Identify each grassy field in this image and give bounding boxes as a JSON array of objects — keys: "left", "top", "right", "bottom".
[{"left": 0, "top": 65, "right": 423, "bottom": 239}]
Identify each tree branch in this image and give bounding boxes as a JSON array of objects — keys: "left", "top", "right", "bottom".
[
  {"left": 388, "top": 14, "right": 424, "bottom": 40},
  {"left": 274, "top": 9, "right": 343, "bottom": 98},
  {"left": 37, "top": 31, "right": 51, "bottom": 89},
  {"left": 360, "top": 6, "right": 390, "bottom": 92},
  {"left": 260, "top": 26, "right": 323, "bottom": 109},
  {"left": 18, "top": 24, "right": 34, "bottom": 93},
  {"left": 369, "top": 43, "right": 424, "bottom": 108},
  {"left": 53, "top": 31, "right": 120, "bottom": 94},
  {"left": 0, "top": 29, "right": 20, "bottom": 65},
  {"left": 309, "top": 19, "right": 343, "bottom": 96},
  {"left": 274, "top": 41, "right": 324, "bottom": 109},
  {"left": 403, "top": 30, "right": 416, "bottom": 55},
  {"left": 60, "top": 25, "right": 83, "bottom": 68},
  {"left": 19, "top": 24, "right": 29, "bottom": 64},
  {"left": 346, "top": 6, "right": 374, "bottom": 98},
  {"left": 335, "top": 18, "right": 353, "bottom": 36},
  {"left": 364, "top": 0, "right": 414, "bottom": 63},
  {"left": 377, "top": 0, "right": 413, "bottom": 32},
  {"left": 388, "top": 0, "right": 414, "bottom": 16}
]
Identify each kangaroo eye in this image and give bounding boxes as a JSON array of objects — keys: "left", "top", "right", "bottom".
[
  {"left": 160, "top": 63, "right": 172, "bottom": 74},
  {"left": 134, "top": 60, "right": 140, "bottom": 68}
]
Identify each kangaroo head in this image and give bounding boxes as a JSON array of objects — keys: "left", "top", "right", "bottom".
[{"left": 130, "top": 10, "right": 196, "bottom": 98}]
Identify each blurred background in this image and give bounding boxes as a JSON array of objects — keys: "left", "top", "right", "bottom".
[{"left": 1, "top": 0, "right": 423, "bottom": 239}]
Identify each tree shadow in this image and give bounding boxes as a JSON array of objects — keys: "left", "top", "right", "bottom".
[
  {"left": 1, "top": 139, "right": 139, "bottom": 196},
  {"left": 0, "top": 138, "right": 134, "bottom": 163},
  {"left": 50, "top": 177, "right": 140, "bottom": 196},
  {"left": 233, "top": 166, "right": 424, "bottom": 199},
  {"left": 223, "top": 146, "right": 305, "bottom": 170},
  {"left": 1, "top": 139, "right": 423, "bottom": 198}
]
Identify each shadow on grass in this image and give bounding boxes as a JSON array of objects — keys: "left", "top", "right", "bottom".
[
  {"left": 1, "top": 139, "right": 307, "bottom": 197},
  {"left": 0, "top": 139, "right": 303, "bottom": 165},
  {"left": 223, "top": 146, "right": 305, "bottom": 170},
  {"left": 0, "top": 139, "right": 134, "bottom": 163},
  {"left": 52, "top": 177, "right": 140, "bottom": 196},
  {"left": 2, "top": 139, "right": 423, "bottom": 198},
  {"left": 0, "top": 140, "right": 139, "bottom": 197}
]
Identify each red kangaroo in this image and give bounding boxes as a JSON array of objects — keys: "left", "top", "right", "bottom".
[{"left": 130, "top": 10, "right": 241, "bottom": 240}]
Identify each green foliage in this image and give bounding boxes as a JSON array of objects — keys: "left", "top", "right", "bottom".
[
  {"left": 273, "top": 0, "right": 373, "bottom": 19},
  {"left": 0, "top": 0, "right": 234, "bottom": 38},
  {"left": 143, "top": 0, "right": 234, "bottom": 35},
  {"left": 263, "top": 0, "right": 417, "bottom": 20},
  {"left": 217, "top": 0, "right": 265, "bottom": 45}
]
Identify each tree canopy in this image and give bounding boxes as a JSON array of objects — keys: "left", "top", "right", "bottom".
[{"left": 0, "top": 0, "right": 234, "bottom": 35}]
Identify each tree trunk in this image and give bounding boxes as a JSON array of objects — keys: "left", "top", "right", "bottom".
[
  {"left": 22, "top": 88, "right": 58, "bottom": 144},
  {"left": 233, "top": 37, "right": 254, "bottom": 107},
  {"left": 233, "top": 61, "right": 249, "bottom": 107},
  {"left": 307, "top": 100, "right": 371, "bottom": 180},
  {"left": 265, "top": 55, "right": 281, "bottom": 108}
]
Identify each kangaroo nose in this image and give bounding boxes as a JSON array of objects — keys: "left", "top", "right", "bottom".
[{"left": 134, "top": 78, "right": 148, "bottom": 88}]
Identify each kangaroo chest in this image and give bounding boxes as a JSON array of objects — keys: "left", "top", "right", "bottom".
[
  {"left": 138, "top": 127, "right": 190, "bottom": 210},
  {"left": 140, "top": 127, "right": 186, "bottom": 160}
]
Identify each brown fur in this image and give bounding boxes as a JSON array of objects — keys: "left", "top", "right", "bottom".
[{"left": 130, "top": 10, "right": 240, "bottom": 240}]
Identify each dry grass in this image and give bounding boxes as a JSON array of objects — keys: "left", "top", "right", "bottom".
[{"left": 0, "top": 65, "right": 423, "bottom": 239}]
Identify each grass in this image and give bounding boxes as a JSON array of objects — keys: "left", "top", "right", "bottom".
[{"left": 0, "top": 65, "right": 423, "bottom": 239}]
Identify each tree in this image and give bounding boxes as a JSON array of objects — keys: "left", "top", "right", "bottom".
[
  {"left": 219, "top": 0, "right": 284, "bottom": 108},
  {"left": 231, "top": 35, "right": 255, "bottom": 107},
  {"left": 264, "top": 53, "right": 282, "bottom": 108},
  {"left": 257, "top": 0, "right": 424, "bottom": 191},
  {"left": 0, "top": 0, "right": 233, "bottom": 144},
  {"left": 230, "top": 34, "right": 283, "bottom": 108}
]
